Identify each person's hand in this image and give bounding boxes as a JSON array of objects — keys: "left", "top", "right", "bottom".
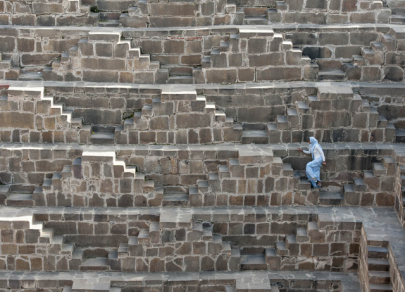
[
  {"left": 298, "top": 148, "right": 303, "bottom": 152},
  {"left": 323, "top": 161, "right": 326, "bottom": 165}
]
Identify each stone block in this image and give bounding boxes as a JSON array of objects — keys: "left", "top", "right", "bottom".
[
  {"left": 206, "top": 69, "right": 237, "bottom": 84},
  {"left": 149, "top": 3, "right": 197, "bottom": 16},
  {"left": 248, "top": 53, "right": 284, "bottom": 66},
  {"left": 32, "top": 3, "right": 63, "bottom": 13},
  {"left": 257, "top": 67, "right": 301, "bottom": 81},
  {"left": 163, "top": 40, "right": 185, "bottom": 54}
]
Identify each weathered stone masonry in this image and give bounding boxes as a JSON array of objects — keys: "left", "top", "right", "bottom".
[{"left": 2, "top": 0, "right": 405, "bottom": 290}]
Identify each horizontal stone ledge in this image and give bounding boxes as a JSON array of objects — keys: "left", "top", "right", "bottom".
[
  {"left": 0, "top": 23, "right": 402, "bottom": 38},
  {"left": 0, "top": 205, "right": 397, "bottom": 219},
  {"left": 0, "top": 270, "right": 360, "bottom": 290},
  {"left": 0, "top": 141, "right": 402, "bottom": 153},
  {"left": 4, "top": 79, "right": 405, "bottom": 93}
]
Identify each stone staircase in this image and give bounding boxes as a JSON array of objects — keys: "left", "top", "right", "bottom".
[
  {"left": 303, "top": 27, "right": 405, "bottom": 83},
  {"left": 268, "top": 0, "right": 391, "bottom": 24},
  {"left": 366, "top": 242, "right": 393, "bottom": 292},
  {"left": 267, "top": 85, "right": 396, "bottom": 143},
  {"left": 3, "top": 0, "right": 405, "bottom": 27},
  {"left": 0, "top": 146, "right": 397, "bottom": 208},
  {"left": 45, "top": 31, "right": 166, "bottom": 83},
  {"left": 122, "top": 89, "right": 242, "bottom": 145},
  {"left": 291, "top": 156, "right": 396, "bottom": 207}
]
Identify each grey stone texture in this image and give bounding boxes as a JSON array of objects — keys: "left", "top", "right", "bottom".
[
  {"left": 0, "top": 84, "right": 400, "bottom": 145},
  {"left": 1, "top": 26, "right": 405, "bottom": 83}
]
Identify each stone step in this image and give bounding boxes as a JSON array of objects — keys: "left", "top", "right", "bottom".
[
  {"left": 141, "top": 104, "right": 152, "bottom": 116},
  {"left": 276, "top": 241, "right": 288, "bottom": 256},
  {"left": 0, "top": 185, "right": 10, "bottom": 202},
  {"left": 383, "top": 157, "right": 395, "bottom": 174},
  {"left": 217, "top": 41, "right": 231, "bottom": 51},
  {"left": 0, "top": 60, "right": 12, "bottom": 70},
  {"left": 79, "top": 257, "right": 110, "bottom": 271},
  {"left": 285, "top": 235, "right": 297, "bottom": 248},
  {"left": 282, "top": 163, "right": 293, "bottom": 176},
  {"left": 378, "top": 115, "right": 388, "bottom": 128},
  {"left": 61, "top": 164, "right": 72, "bottom": 179},
  {"left": 296, "top": 228, "right": 309, "bottom": 242},
  {"left": 371, "top": 42, "right": 385, "bottom": 52},
  {"left": 362, "top": 100, "right": 371, "bottom": 112},
  {"left": 52, "top": 235, "right": 64, "bottom": 246},
  {"left": 18, "top": 71, "right": 43, "bottom": 81},
  {"left": 318, "top": 69, "right": 345, "bottom": 81},
  {"left": 343, "top": 184, "right": 355, "bottom": 197},
  {"left": 391, "top": 14, "right": 405, "bottom": 24},
  {"left": 297, "top": 178, "right": 311, "bottom": 190},
  {"left": 215, "top": 110, "right": 226, "bottom": 122},
  {"left": 90, "top": 127, "right": 115, "bottom": 145},
  {"left": 396, "top": 129, "right": 405, "bottom": 143},
  {"left": 138, "top": 229, "right": 150, "bottom": 244},
  {"left": 271, "top": 286, "right": 280, "bottom": 292},
  {"left": 225, "top": 286, "right": 235, "bottom": 292},
  {"left": 282, "top": 40, "right": 292, "bottom": 50},
  {"left": 319, "top": 191, "right": 344, "bottom": 206},
  {"left": 61, "top": 243, "right": 75, "bottom": 255},
  {"left": 382, "top": 34, "right": 396, "bottom": 51},
  {"left": 296, "top": 101, "right": 309, "bottom": 114},
  {"left": 242, "top": 123, "right": 266, "bottom": 131},
  {"left": 243, "top": 17, "right": 268, "bottom": 25},
  {"left": 241, "top": 130, "right": 268, "bottom": 144},
  {"left": 287, "top": 109, "right": 298, "bottom": 127},
  {"left": 369, "top": 271, "right": 391, "bottom": 285},
  {"left": 98, "top": 20, "right": 120, "bottom": 27},
  {"left": 39, "top": 228, "right": 54, "bottom": 244},
  {"left": 143, "top": 180, "right": 155, "bottom": 192},
  {"left": 368, "top": 246, "right": 389, "bottom": 259},
  {"left": 368, "top": 258, "right": 390, "bottom": 271},
  {"left": 276, "top": 116, "right": 288, "bottom": 130},
  {"left": 353, "top": 177, "right": 367, "bottom": 192},
  {"left": 240, "top": 254, "right": 267, "bottom": 270},
  {"left": 373, "top": 163, "right": 387, "bottom": 177},
  {"left": 218, "top": 165, "right": 230, "bottom": 179},
  {"left": 162, "top": 193, "right": 189, "bottom": 206},
  {"left": 161, "top": 90, "right": 197, "bottom": 101},
  {"left": 6, "top": 193, "right": 34, "bottom": 207},
  {"left": 202, "top": 226, "right": 213, "bottom": 240},
  {"left": 198, "top": 180, "right": 209, "bottom": 192},
  {"left": 369, "top": 284, "right": 393, "bottom": 292},
  {"left": 221, "top": 241, "right": 232, "bottom": 254},
  {"left": 118, "top": 243, "right": 129, "bottom": 256},
  {"left": 168, "top": 76, "right": 194, "bottom": 84},
  {"left": 352, "top": 55, "right": 366, "bottom": 66},
  {"left": 205, "top": 102, "right": 216, "bottom": 113}
]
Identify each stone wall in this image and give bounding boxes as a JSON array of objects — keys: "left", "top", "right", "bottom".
[
  {"left": 0, "top": 145, "right": 399, "bottom": 208},
  {"left": 0, "top": 0, "right": 396, "bottom": 27},
  {"left": 1, "top": 25, "right": 405, "bottom": 83},
  {"left": 0, "top": 84, "right": 401, "bottom": 145}
]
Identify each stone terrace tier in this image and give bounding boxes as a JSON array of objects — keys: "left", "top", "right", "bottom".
[
  {"left": 0, "top": 143, "right": 404, "bottom": 209},
  {"left": 2, "top": 25, "right": 405, "bottom": 83},
  {"left": 1, "top": 0, "right": 404, "bottom": 27},
  {"left": 1, "top": 82, "right": 404, "bottom": 144},
  {"left": 0, "top": 206, "right": 401, "bottom": 292},
  {"left": 0, "top": 270, "right": 361, "bottom": 291}
]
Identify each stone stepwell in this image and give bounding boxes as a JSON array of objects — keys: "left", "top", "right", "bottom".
[{"left": 1, "top": 0, "right": 405, "bottom": 291}]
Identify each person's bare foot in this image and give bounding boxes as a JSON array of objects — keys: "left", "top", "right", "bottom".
[{"left": 317, "top": 181, "right": 322, "bottom": 187}]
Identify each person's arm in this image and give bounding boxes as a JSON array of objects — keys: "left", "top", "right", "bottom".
[{"left": 298, "top": 147, "right": 310, "bottom": 154}]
